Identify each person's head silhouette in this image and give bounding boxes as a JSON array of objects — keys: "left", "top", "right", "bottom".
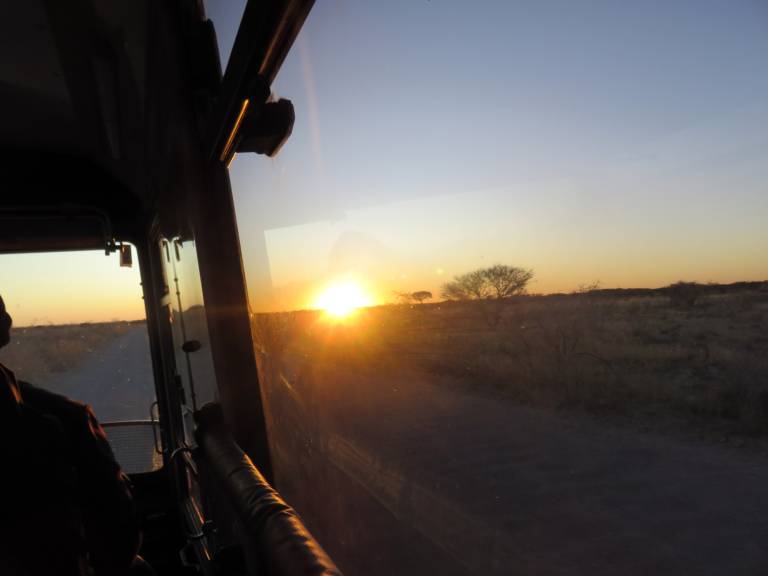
[{"left": 0, "top": 295, "right": 11, "bottom": 349}]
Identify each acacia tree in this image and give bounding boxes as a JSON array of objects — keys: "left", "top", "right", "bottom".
[
  {"left": 441, "top": 264, "right": 534, "bottom": 327},
  {"left": 411, "top": 290, "right": 433, "bottom": 304},
  {"left": 483, "top": 264, "right": 534, "bottom": 299},
  {"left": 441, "top": 270, "right": 490, "bottom": 300},
  {"left": 441, "top": 265, "right": 533, "bottom": 301}
]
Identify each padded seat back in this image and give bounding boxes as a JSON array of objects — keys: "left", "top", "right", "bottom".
[{"left": 195, "top": 403, "right": 342, "bottom": 576}]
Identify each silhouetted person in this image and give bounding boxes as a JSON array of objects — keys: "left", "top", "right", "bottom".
[{"left": 0, "top": 295, "right": 140, "bottom": 576}]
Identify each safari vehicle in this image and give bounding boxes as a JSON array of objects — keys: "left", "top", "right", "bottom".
[{"left": 2, "top": 1, "right": 767, "bottom": 575}]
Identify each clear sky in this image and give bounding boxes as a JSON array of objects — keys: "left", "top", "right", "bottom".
[
  {"left": 1, "top": 2, "right": 766, "bottom": 322},
  {"left": 0, "top": 250, "right": 145, "bottom": 327},
  {"left": 212, "top": 0, "right": 768, "bottom": 312}
]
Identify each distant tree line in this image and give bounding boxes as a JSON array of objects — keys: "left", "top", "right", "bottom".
[{"left": 569, "top": 280, "right": 768, "bottom": 309}]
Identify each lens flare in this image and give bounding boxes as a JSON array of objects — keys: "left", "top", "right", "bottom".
[{"left": 314, "top": 281, "right": 372, "bottom": 318}]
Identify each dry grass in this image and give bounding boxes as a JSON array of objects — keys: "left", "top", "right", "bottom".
[{"left": 252, "top": 287, "right": 768, "bottom": 438}]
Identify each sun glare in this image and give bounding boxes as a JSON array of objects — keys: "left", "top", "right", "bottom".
[{"left": 314, "top": 281, "right": 373, "bottom": 318}]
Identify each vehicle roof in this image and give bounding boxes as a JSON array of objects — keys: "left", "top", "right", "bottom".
[
  {"left": 0, "top": 0, "right": 313, "bottom": 253},
  {"left": 0, "top": 0, "right": 150, "bottom": 251}
]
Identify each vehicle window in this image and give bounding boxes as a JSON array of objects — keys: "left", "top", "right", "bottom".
[
  {"left": 0, "top": 248, "right": 160, "bottom": 473},
  {"left": 159, "top": 236, "right": 219, "bottom": 444},
  {"left": 222, "top": 1, "right": 768, "bottom": 574}
]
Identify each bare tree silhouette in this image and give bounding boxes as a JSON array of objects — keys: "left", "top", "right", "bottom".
[
  {"left": 442, "top": 265, "right": 533, "bottom": 301},
  {"left": 441, "top": 270, "right": 490, "bottom": 300},
  {"left": 442, "top": 265, "right": 534, "bottom": 327},
  {"left": 483, "top": 265, "right": 534, "bottom": 299}
]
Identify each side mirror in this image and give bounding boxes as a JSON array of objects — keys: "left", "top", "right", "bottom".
[{"left": 236, "top": 98, "right": 295, "bottom": 157}]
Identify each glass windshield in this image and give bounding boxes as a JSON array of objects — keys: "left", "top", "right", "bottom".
[
  {"left": 0, "top": 249, "right": 154, "bottom": 422},
  {"left": 219, "top": 1, "right": 768, "bottom": 574}
]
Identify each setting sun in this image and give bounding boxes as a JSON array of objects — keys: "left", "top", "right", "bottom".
[{"left": 313, "top": 281, "right": 373, "bottom": 318}]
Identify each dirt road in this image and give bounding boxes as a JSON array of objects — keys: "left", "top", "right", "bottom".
[
  {"left": 268, "top": 364, "right": 768, "bottom": 575},
  {"left": 51, "top": 325, "right": 155, "bottom": 421}
]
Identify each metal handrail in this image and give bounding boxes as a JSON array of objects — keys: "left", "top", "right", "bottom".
[
  {"left": 102, "top": 419, "right": 157, "bottom": 427},
  {"left": 103, "top": 419, "right": 164, "bottom": 456}
]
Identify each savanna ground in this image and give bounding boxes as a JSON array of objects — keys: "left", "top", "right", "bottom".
[
  {"left": 256, "top": 283, "right": 768, "bottom": 441},
  {"left": 253, "top": 284, "right": 768, "bottom": 575},
  {"left": 5, "top": 285, "right": 764, "bottom": 439}
]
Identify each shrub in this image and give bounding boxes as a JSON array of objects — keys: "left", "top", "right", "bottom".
[{"left": 668, "top": 281, "right": 701, "bottom": 308}]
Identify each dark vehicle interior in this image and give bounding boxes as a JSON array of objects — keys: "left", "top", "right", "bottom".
[{"left": 1, "top": 1, "right": 338, "bottom": 574}]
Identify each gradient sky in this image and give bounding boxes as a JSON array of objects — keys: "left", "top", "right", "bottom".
[
  {"left": 212, "top": 0, "right": 768, "bottom": 312},
  {"left": 0, "top": 250, "right": 145, "bottom": 327},
  {"left": 2, "top": 2, "right": 766, "bottom": 323}
]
